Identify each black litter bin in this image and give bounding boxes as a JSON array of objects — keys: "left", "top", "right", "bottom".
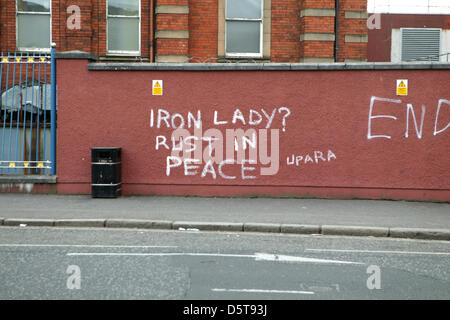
[{"left": 91, "top": 147, "right": 121, "bottom": 198}]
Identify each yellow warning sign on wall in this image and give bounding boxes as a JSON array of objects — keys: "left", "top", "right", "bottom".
[
  {"left": 396, "top": 80, "right": 408, "bottom": 96},
  {"left": 152, "top": 80, "right": 163, "bottom": 96}
]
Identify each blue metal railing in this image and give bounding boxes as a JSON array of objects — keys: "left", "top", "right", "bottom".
[{"left": 0, "top": 50, "right": 56, "bottom": 175}]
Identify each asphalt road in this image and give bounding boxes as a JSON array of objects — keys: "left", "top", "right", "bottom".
[{"left": 0, "top": 226, "right": 449, "bottom": 300}]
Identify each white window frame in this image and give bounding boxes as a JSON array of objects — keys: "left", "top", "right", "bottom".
[
  {"left": 16, "top": 0, "right": 52, "bottom": 52},
  {"left": 225, "top": 0, "right": 264, "bottom": 58},
  {"left": 400, "top": 27, "right": 442, "bottom": 62},
  {"left": 106, "top": 0, "right": 141, "bottom": 56}
]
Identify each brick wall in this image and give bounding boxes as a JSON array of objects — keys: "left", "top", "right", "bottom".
[
  {"left": 155, "top": 0, "right": 189, "bottom": 62},
  {"left": 0, "top": 0, "right": 154, "bottom": 60},
  {"left": 271, "top": 0, "right": 301, "bottom": 62},
  {"left": 0, "top": 0, "right": 368, "bottom": 62},
  {"left": 57, "top": 0, "right": 94, "bottom": 54},
  {"left": 299, "top": 0, "right": 335, "bottom": 62},
  {"left": 0, "top": 1, "right": 16, "bottom": 52},
  {"left": 368, "top": 14, "right": 450, "bottom": 62},
  {"left": 188, "top": 0, "right": 218, "bottom": 63},
  {"left": 338, "top": 0, "right": 368, "bottom": 62}
]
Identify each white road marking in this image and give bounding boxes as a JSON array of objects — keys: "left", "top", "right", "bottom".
[
  {"left": 66, "top": 251, "right": 363, "bottom": 265},
  {"left": 254, "top": 252, "right": 363, "bottom": 265},
  {"left": 66, "top": 252, "right": 256, "bottom": 258},
  {"left": 0, "top": 244, "right": 178, "bottom": 249},
  {"left": 306, "top": 249, "right": 450, "bottom": 256},
  {"left": 212, "top": 288, "right": 315, "bottom": 295}
]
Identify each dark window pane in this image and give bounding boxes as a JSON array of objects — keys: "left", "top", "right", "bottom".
[
  {"left": 226, "top": 0, "right": 262, "bottom": 19},
  {"left": 226, "top": 21, "right": 261, "bottom": 54},
  {"left": 108, "top": 17, "right": 140, "bottom": 52},
  {"left": 17, "top": 14, "right": 51, "bottom": 49},
  {"left": 108, "top": 0, "right": 139, "bottom": 16},
  {"left": 17, "top": 0, "right": 50, "bottom": 13}
]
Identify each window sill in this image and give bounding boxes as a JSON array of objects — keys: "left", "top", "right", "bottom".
[
  {"left": 99, "top": 55, "right": 148, "bottom": 62},
  {"left": 0, "top": 175, "right": 57, "bottom": 184},
  {"left": 218, "top": 56, "right": 270, "bottom": 63},
  {"left": 105, "top": 52, "right": 141, "bottom": 57}
]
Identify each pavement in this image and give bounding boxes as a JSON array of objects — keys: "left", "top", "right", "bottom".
[{"left": 0, "top": 193, "right": 449, "bottom": 240}]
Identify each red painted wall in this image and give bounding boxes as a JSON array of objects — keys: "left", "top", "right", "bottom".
[{"left": 56, "top": 59, "right": 450, "bottom": 201}]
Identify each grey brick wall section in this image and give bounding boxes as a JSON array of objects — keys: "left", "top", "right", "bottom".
[
  {"left": 87, "top": 62, "right": 450, "bottom": 71},
  {"left": 55, "top": 51, "right": 450, "bottom": 70},
  {"left": 56, "top": 51, "right": 97, "bottom": 60},
  {"left": 244, "top": 223, "right": 281, "bottom": 233},
  {"left": 322, "top": 225, "right": 389, "bottom": 237},
  {"left": 1, "top": 217, "right": 449, "bottom": 240},
  {"left": 4, "top": 219, "right": 55, "bottom": 227},
  {"left": 54, "top": 219, "right": 106, "bottom": 227},
  {"left": 280, "top": 224, "right": 320, "bottom": 234},
  {"left": 106, "top": 219, "right": 173, "bottom": 230},
  {"left": 390, "top": 228, "right": 450, "bottom": 241},
  {"left": 0, "top": 175, "right": 57, "bottom": 184},
  {"left": 173, "top": 221, "right": 243, "bottom": 232}
]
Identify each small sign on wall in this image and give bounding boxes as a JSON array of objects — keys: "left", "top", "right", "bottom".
[
  {"left": 396, "top": 79, "right": 408, "bottom": 96},
  {"left": 152, "top": 80, "right": 163, "bottom": 96}
]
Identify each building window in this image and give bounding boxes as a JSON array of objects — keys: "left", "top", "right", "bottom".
[
  {"left": 225, "top": 0, "right": 263, "bottom": 58},
  {"left": 107, "top": 0, "right": 140, "bottom": 55},
  {"left": 401, "top": 28, "right": 441, "bottom": 62},
  {"left": 16, "top": 0, "right": 51, "bottom": 51}
]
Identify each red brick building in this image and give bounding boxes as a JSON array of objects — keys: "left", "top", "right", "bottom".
[
  {"left": 368, "top": 14, "right": 450, "bottom": 63},
  {"left": 0, "top": 0, "right": 368, "bottom": 62},
  {"left": 2, "top": 2, "right": 450, "bottom": 202}
]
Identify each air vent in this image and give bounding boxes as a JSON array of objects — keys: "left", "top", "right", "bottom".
[{"left": 401, "top": 28, "right": 441, "bottom": 62}]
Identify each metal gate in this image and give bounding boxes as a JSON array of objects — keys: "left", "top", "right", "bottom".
[{"left": 0, "top": 47, "right": 56, "bottom": 175}]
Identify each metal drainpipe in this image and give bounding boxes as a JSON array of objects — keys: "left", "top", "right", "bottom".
[
  {"left": 334, "top": 0, "right": 339, "bottom": 62},
  {"left": 149, "top": 0, "right": 155, "bottom": 62},
  {"left": 151, "top": 0, "right": 155, "bottom": 62}
]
